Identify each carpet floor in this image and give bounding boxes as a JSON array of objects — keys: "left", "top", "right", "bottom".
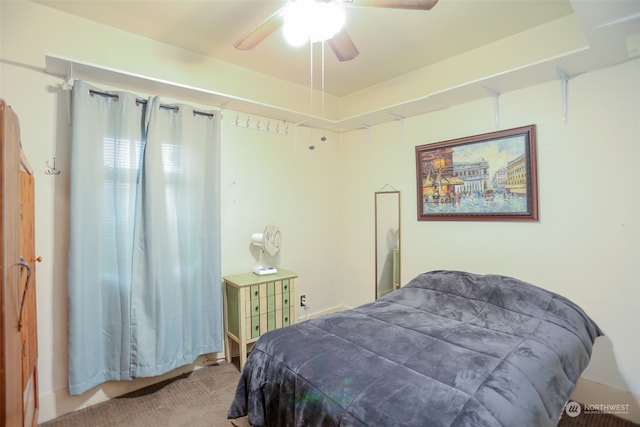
[{"left": 40, "top": 361, "right": 637, "bottom": 427}]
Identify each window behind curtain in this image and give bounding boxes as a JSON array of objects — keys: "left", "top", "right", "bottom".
[{"left": 68, "top": 81, "right": 223, "bottom": 396}]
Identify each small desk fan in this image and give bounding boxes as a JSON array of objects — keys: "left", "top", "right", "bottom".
[{"left": 251, "top": 224, "right": 281, "bottom": 275}]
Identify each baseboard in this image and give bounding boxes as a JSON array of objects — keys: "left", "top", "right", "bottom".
[
  {"left": 570, "top": 377, "right": 640, "bottom": 423},
  {"left": 38, "top": 353, "right": 226, "bottom": 424},
  {"left": 298, "top": 304, "right": 346, "bottom": 321}
]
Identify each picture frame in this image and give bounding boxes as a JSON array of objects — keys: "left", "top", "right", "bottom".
[{"left": 415, "top": 124, "right": 538, "bottom": 221}]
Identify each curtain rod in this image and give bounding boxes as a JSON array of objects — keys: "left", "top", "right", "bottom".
[{"left": 89, "top": 89, "right": 215, "bottom": 118}]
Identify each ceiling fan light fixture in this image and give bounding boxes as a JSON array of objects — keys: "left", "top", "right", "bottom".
[
  {"left": 283, "top": 0, "right": 346, "bottom": 47},
  {"left": 311, "top": 2, "right": 346, "bottom": 42}
]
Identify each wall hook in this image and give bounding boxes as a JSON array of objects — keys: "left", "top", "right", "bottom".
[
  {"left": 45, "top": 157, "right": 61, "bottom": 175},
  {"left": 231, "top": 115, "right": 289, "bottom": 135}
]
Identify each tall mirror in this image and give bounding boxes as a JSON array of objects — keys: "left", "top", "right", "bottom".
[{"left": 375, "top": 190, "right": 401, "bottom": 299}]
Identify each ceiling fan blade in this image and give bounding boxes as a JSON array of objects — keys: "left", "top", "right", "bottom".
[
  {"left": 233, "top": 9, "right": 285, "bottom": 50},
  {"left": 328, "top": 28, "right": 360, "bottom": 62},
  {"left": 342, "top": 0, "right": 438, "bottom": 10}
]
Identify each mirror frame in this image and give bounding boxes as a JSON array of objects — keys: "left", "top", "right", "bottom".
[{"left": 375, "top": 190, "right": 401, "bottom": 300}]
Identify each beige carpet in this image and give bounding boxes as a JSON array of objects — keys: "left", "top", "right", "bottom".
[
  {"left": 40, "top": 362, "right": 241, "bottom": 427},
  {"left": 40, "top": 361, "right": 637, "bottom": 426}
]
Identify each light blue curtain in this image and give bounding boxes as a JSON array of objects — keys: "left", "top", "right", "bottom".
[{"left": 68, "top": 81, "right": 222, "bottom": 395}]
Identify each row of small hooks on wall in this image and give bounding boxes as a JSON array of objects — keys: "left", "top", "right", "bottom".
[{"left": 231, "top": 115, "right": 289, "bottom": 135}]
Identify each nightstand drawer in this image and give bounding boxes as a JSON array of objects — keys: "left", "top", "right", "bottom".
[
  {"left": 244, "top": 292, "right": 291, "bottom": 316},
  {"left": 246, "top": 308, "right": 292, "bottom": 337}
]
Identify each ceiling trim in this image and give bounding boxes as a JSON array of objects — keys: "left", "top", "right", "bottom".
[
  {"left": 45, "top": 51, "right": 581, "bottom": 134},
  {"left": 35, "top": 0, "right": 640, "bottom": 133},
  {"left": 44, "top": 53, "right": 323, "bottom": 129}
]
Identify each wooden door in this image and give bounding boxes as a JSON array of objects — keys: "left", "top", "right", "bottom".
[
  {"left": 1, "top": 100, "right": 25, "bottom": 426},
  {"left": 1, "top": 99, "right": 38, "bottom": 427}
]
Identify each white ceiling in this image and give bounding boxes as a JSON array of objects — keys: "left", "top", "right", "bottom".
[{"left": 36, "top": 0, "right": 640, "bottom": 130}]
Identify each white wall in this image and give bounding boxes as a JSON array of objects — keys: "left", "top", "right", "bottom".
[
  {"left": 1, "top": 1, "right": 343, "bottom": 422},
  {"left": 2, "top": 0, "right": 638, "bottom": 423},
  {"left": 339, "top": 59, "right": 640, "bottom": 413}
]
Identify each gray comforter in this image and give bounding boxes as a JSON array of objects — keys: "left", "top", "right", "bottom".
[{"left": 228, "top": 270, "right": 602, "bottom": 426}]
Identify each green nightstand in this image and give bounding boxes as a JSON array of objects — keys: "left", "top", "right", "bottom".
[{"left": 223, "top": 269, "right": 297, "bottom": 369}]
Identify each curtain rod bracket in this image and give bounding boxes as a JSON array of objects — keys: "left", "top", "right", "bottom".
[
  {"left": 62, "top": 62, "right": 74, "bottom": 91},
  {"left": 62, "top": 63, "right": 74, "bottom": 125}
]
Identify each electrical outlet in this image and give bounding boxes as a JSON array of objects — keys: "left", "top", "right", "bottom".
[{"left": 300, "top": 295, "right": 307, "bottom": 307}]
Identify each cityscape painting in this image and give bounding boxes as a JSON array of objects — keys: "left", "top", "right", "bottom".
[{"left": 415, "top": 125, "right": 538, "bottom": 221}]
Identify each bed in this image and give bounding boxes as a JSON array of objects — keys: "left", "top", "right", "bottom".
[{"left": 228, "top": 270, "right": 602, "bottom": 427}]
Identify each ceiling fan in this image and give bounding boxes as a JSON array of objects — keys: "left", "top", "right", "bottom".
[{"left": 233, "top": 0, "right": 439, "bottom": 62}]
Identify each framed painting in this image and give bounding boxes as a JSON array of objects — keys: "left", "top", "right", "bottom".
[{"left": 415, "top": 124, "right": 538, "bottom": 221}]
